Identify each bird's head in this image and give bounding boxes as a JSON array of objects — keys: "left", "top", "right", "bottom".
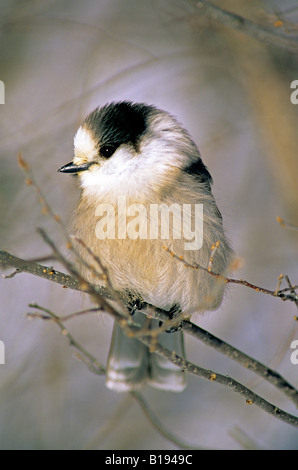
[{"left": 58, "top": 101, "right": 211, "bottom": 199}]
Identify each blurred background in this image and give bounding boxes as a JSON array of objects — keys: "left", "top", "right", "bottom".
[{"left": 0, "top": 0, "right": 298, "bottom": 450}]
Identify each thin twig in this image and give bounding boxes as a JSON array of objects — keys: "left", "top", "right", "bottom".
[
  {"left": 18, "top": 153, "right": 107, "bottom": 280},
  {"left": 27, "top": 303, "right": 106, "bottom": 376},
  {"left": 163, "top": 246, "right": 298, "bottom": 304},
  {"left": 27, "top": 306, "right": 103, "bottom": 322},
  {"left": 131, "top": 391, "right": 210, "bottom": 450},
  {"left": 194, "top": 0, "right": 298, "bottom": 51},
  {"left": 274, "top": 274, "right": 284, "bottom": 295},
  {"left": 72, "top": 236, "right": 131, "bottom": 317},
  {"left": 207, "top": 240, "right": 220, "bottom": 272},
  {"left": 36, "top": 228, "right": 130, "bottom": 326},
  {"left": 18, "top": 153, "right": 70, "bottom": 242},
  {"left": 285, "top": 275, "right": 298, "bottom": 309},
  {"left": 229, "top": 426, "right": 264, "bottom": 450},
  {"left": 276, "top": 216, "right": 298, "bottom": 232}
]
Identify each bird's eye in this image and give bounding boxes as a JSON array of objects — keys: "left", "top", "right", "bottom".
[{"left": 100, "top": 145, "right": 117, "bottom": 158}]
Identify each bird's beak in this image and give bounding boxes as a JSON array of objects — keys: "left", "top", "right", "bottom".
[{"left": 58, "top": 161, "right": 91, "bottom": 174}]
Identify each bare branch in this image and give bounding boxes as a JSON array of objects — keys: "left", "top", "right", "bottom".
[
  {"left": 131, "top": 391, "right": 211, "bottom": 450},
  {"left": 134, "top": 328, "right": 298, "bottom": 428},
  {"left": 194, "top": 0, "right": 298, "bottom": 51},
  {"left": 27, "top": 301, "right": 298, "bottom": 428},
  {"left": 0, "top": 249, "right": 109, "bottom": 297},
  {"left": 27, "top": 303, "right": 106, "bottom": 376},
  {"left": 22, "top": 234, "right": 298, "bottom": 427},
  {"left": 181, "top": 320, "right": 298, "bottom": 408},
  {"left": 27, "top": 302, "right": 209, "bottom": 449},
  {"left": 17, "top": 153, "right": 70, "bottom": 242},
  {"left": 2, "top": 247, "right": 298, "bottom": 409}
]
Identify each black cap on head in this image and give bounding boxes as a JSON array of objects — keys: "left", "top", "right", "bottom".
[{"left": 83, "top": 101, "right": 153, "bottom": 151}]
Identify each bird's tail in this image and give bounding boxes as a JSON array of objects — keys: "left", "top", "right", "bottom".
[{"left": 105, "top": 311, "right": 186, "bottom": 392}]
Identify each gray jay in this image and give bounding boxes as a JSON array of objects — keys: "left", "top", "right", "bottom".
[{"left": 58, "top": 101, "right": 233, "bottom": 392}]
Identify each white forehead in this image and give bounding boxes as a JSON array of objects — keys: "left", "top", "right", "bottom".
[{"left": 74, "top": 126, "right": 98, "bottom": 161}]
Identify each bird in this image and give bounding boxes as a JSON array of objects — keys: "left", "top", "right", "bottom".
[{"left": 58, "top": 101, "right": 233, "bottom": 392}]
